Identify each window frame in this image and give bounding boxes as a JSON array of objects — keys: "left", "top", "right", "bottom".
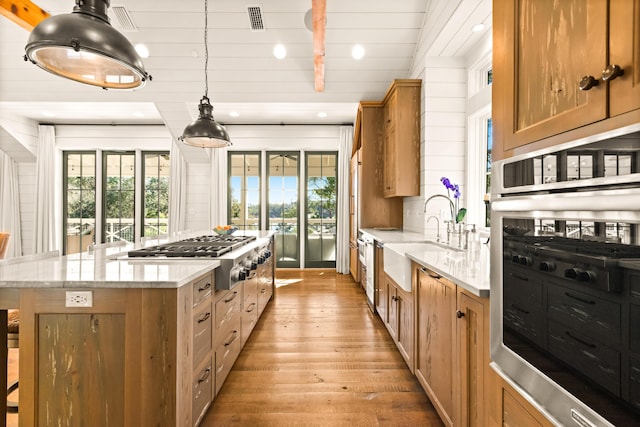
[
  {"left": 227, "top": 151, "right": 262, "bottom": 231},
  {"left": 141, "top": 151, "right": 170, "bottom": 238}
]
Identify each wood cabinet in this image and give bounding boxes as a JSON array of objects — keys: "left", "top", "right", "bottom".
[
  {"left": 382, "top": 79, "right": 421, "bottom": 197},
  {"left": 382, "top": 272, "right": 414, "bottom": 372},
  {"left": 493, "top": 0, "right": 640, "bottom": 160},
  {"left": 488, "top": 371, "right": 554, "bottom": 427},
  {"left": 414, "top": 263, "right": 491, "bottom": 427},
  {"left": 214, "top": 286, "right": 242, "bottom": 396},
  {"left": 18, "top": 271, "right": 216, "bottom": 427},
  {"left": 415, "top": 266, "right": 456, "bottom": 426},
  {"left": 349, "top": 100, "right": 404, "bottom": 281}
]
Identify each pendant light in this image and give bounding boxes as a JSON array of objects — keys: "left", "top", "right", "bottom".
[
  {"left": 179, "top": 0, "right": 231, "bottom": 148},
  {"left": 24, "top": 0, "right": 151, "bottom": 90}
]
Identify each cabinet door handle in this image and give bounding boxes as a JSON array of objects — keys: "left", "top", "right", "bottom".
[
  {"left": 565, "top": 331, "right": 596, "bottom": 349},
  {"left": 197, "top": 368, "right": 211, "bottom": 384},
  {"left": 456, "top": 310, "right": 465, "bottom": 318},
  {"left": 564, "top": 292, "right": 595, "bottom": 305},
  {"left": 197, "top": 312, "right": 211, "bottom": 323},
  {"left": 198, "top": 282, "right": 211, "bottom": 292},
  {"left": 225, "top": 291, "right": 239, "bottom": 303},
  {"left": 601, "top": 64, "right": 624, "bottom": 82},
  {"left": 579, "top": 75, "right": 599, "bottom": 91}
]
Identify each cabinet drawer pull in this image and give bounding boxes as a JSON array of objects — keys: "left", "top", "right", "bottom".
[
  {"left": 564, "top": 292, "right": 595, "bottom": 305},
  {"left": 225, "top": 330, "right": 239, "bottom": 347},
  {"left": 224, "top": 291, "right": 239, "bottom": 303},
  {"left": 421, "top": 267, "right": 441, "bottom": 279},
  {"left": 246, "top": 302, "right": 257, "bottom": 313},
  {"left": 197, "top": 368, "right": 211, "bottom": 384},
  {"left": 198, "top": 282, "right": 211, "bottom": 292},
  {"left": 197, "top": 312, "right": 211, "bottom": 323},
  {"left": 510, "top": 304, "right": 530, "bottom": 315},
  {"left": 565, "top": 331, "right": 596, "bottom": 349}
]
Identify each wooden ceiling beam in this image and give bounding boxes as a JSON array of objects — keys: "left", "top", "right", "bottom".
[
  {"left": 0, "top": 0, "right": 49, "bottom": 31},
  {"left": 312, "top": 0, "right": 326, "bottom": 92}
]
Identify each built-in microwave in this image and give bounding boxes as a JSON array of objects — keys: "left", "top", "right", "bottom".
[{"left": 491, "top": 123, "right": 640, "bottom": 427}]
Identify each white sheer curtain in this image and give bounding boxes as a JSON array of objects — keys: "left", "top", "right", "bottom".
[
  {"left": 32, "top": 125, "right": 58, "bottom": 253},
  {"left": 0, "top": 150, "right": 22, "bottom": 257},
  {"left": 209, "top": 146, "right": 229, "bottom": 228},
  {"left": 336, "top": 125, "right": 353, "bottom": 274},
  {"left": 168, "top": 140, "right": 187, "bottom": 236}
]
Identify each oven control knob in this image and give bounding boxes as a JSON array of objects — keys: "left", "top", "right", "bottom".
[
  {"left": 577, "top": 270, "right": 596, "bottom": 282},
  {"left": 511, "top": 255, "right": 521, "bottom": 264},
  {"left": 258, "top": 255, "right": 266, "bottom": 264},
  {"left": 231, "top": 269, "right": 246, "bottom": 282},
  {"left": 539, "top": 261, "right": 556, "bottom": 272},
  {"left": 564, "top": 268, "right": 581, "bottom": 279}
]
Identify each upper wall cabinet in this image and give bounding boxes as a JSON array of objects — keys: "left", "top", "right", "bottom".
[
  {"left": 493, "top": 0, "right": 640, "bottom": 160},
  {"left": 382, "top": 79, "right": 421, "bottom": 197}
]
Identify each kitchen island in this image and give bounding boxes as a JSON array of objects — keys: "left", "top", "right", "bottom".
[{"left": 0, "top": 231, "right": 275, "bottom": 427}]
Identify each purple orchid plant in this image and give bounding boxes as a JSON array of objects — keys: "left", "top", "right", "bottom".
[{"left": 440, "top": 177, "right": 467, "bottom": 224}]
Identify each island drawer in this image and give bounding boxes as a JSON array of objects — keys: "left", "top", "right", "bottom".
[
  {"left": 193, "top": 272, "right": 213, "bottom": 308},
  {"left": 215, "top": 328, "right": 241, "bottom": 395},
  {"left": 215, "top": 289, "right": 241, "bottom": 336},
  {"left": 192, "top": 357, "right": 213, "bottom": 427},
  {"left": 193, "top": 300, "right": 213, "bottom": 366}
]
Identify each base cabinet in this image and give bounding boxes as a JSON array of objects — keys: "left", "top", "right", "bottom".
[
  {"left": 382, "top": 273, "right": 414, "bottom": 372},
  {"left": 16, "top": 266, "right": 274, "bottom": 427},
  {"left": 489, "top": 371, "right": 554, "bottom": 427},
  {"left": 414, "top": 263, "right": 491, "bottom": 427}
]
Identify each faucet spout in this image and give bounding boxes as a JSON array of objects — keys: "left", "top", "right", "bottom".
[
  {"left": 423, "top": 194, "right": 455, "bottom": 219},
  {"left": 426, "top": 215, "right": 440, "bottom": 242}
]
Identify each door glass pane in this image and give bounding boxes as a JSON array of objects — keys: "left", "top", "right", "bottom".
[
  {"left": 104, "top": 152, "right": 135, "bottom": 244},
  {"left": 64, "top": 153, "right": 96, "bottom": 254},
  {"left": 305, "top": 153, "right": 337, "bottom": 268},
  {"left": 268, "top": 153, "right": 298, "bottom": 268},
  {"left": 143, "top": 153, "right": 170, "bottom": 237},
  {"left": 229, "top": 153, "right": 261, "bottom": 230}
]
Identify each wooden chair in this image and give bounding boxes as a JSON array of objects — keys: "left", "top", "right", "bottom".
[{"left": 0, "top": 250, "right": 60, "bottom": 413}]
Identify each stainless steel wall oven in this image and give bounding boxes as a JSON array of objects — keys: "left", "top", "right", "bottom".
[{"left": 491, "top": 124, "right": 640, "bottom": 427}]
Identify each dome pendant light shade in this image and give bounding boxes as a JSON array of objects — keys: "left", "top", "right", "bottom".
[
  {"left": 179, "top": 96, "right": 231, "bottom": 148},
  {"left": 24, "top": 0, "right": 151, "bottom": 90},
  {"left": 179, "top": 0, "right": 231, "bottom": 148}
]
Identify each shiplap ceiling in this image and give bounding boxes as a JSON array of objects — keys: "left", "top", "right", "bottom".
[{"left": 0, "top": 0, "right": 491, "bottom": 160}]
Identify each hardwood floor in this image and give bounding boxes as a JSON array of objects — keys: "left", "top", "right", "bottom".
[{"left": 200, "top": 270, "right": 443, "bottom": 426}]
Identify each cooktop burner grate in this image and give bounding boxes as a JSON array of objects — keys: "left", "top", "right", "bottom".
[{"left": 127, "top": 234, "right": 256, "bottom": 258}]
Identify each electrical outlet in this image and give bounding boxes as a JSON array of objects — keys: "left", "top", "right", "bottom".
[{"left": 65, "top": 291, "right": 93, "bottom": 307}]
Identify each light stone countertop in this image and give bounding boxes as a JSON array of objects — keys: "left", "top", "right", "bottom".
[
  {"left": 0, "top": 244, "right": 220, "bottom": 289},
  {"left": 361, "top": 228, "right": 491, "bottom": 297}
]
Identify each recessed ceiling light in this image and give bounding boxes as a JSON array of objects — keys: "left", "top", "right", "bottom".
[
  {"left": 317, "top": 112, "right": 327, "bottom": 118},
  {"left": 134, "top": 43, "right": 149, "bottom": 58},
  {"left": 273, "top": 44, "right": 287, "bottom": 59},
  {"left": 472, "top": 23, "right": 485, "bottom": 32},
  {"left": 229, "top": 111, "right": 240, "bottom": 117},
  {"left": 352, "top": 44, "right": 365, "bottom": 60}
]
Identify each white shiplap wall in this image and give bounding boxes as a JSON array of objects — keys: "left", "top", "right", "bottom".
[{"left": 404, "top": 56, "right": 467, "bottom": 235}]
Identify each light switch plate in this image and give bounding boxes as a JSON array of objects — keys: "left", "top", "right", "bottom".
[{"left": 65, "top": 291, "right": 93, "bottom": 307}]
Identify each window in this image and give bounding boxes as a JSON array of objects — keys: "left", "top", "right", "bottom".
[
  {"left": 268, "top": 152, "right": 299, "bottom": 268},
  {"left": 229, "top": 152, "right": 261, "bottom": 230},
  {"left": 305, "top": 153, "right": 337, "bottom": 268},
  {"left": 142, "top": 153, "right": 170, "bottom": 237},
  {"left": 104, "top": 152, "right": 136, "bottom": 243},
  {"left": 62, "top": 150, "right": 169, "bottom": 253},
  {"left": 63, "top": 152, "right": 96, "bottom": 254}
]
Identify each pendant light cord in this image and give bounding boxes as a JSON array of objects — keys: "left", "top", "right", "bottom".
[{"left": 204, "top": 0, "right": 209, "bottom": 99}]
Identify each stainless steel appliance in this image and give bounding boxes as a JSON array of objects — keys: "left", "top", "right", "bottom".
[
  {"left": 127, "top": 234, "right": 273, "bottom": 291},
  {"left": 491, "top": 124, "right": 640, "bottom": 427}
]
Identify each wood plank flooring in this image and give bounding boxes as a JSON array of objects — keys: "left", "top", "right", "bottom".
[{"left": 200, "top": 270, "right": 443, "bottom": 427}]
